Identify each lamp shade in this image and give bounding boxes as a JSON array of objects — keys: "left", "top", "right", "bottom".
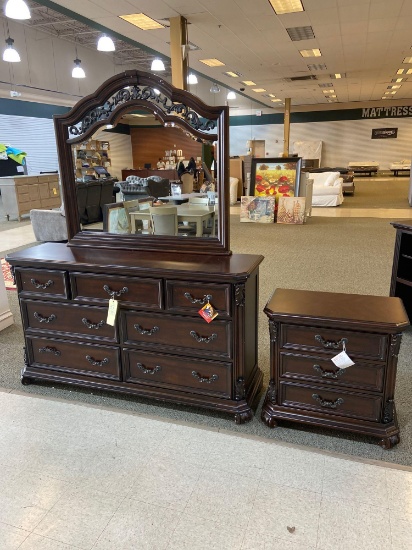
[
  {"left": 210, "top": 83, "right": 220, "bottom": 93},
  {"left": 187, "top": 73, "right": 198, "bottom": 84},
  {"left": 2, "top": 37, "right": 20, "bottom": 62},
  {"left": 227, "top": 90, "right": 236, "bottom": 99},
  {"left": 5, "top": 0, "right": 31, "bottom": 20},
  {"left": 97, "top": 35, "right": 115, "bottom": 52},
  {"left": 151, "top": 58, "right": 165, "bottom": 71},
  {"left": 72, "top": 58, "right": 86, "bottom": 78}
]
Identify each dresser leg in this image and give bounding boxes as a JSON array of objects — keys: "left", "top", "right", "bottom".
[
  {"left": 261, "top": 408, "right": 278, "bottom": 428},
  {"left": 21, "top": 375, "right": 33, "bottom": 386},
  {"left": 234, "top": 409, "right": 253, "bottom": 424},
  {"left": 378, "top": 434, "right": 400, "bottom": 450}
]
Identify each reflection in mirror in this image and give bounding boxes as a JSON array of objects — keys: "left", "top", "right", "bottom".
[{"left": 71, "top": 110, "right": 219, "bottom": 240}]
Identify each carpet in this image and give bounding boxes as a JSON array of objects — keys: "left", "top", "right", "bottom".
[
  {"left": 1, "top": 258, "right": 16, "bottom": 290},
  {"left": 341, "top": 177, "right": 410, "bottom": 209}
]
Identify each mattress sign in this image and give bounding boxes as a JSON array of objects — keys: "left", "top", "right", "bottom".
[{"left": 371, "top": 128, "right": 398, "bottom": 139}]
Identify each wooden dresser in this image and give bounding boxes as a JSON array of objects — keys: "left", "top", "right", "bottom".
[
  {"left": 261, "top": 288, "right": 409, "bottom": 448},
  {"left": 390, "top": 220, "right": 412, "bottom": 320},
  {"left": 7, "top": 243, "right": 263, "bottom": 424}
]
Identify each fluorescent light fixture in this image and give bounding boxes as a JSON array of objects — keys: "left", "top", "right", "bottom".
[
  {"left": 210, "top": 83, "right": 221, "bottom": 93},
  {"left": 396, "top": 68, "right": 405, "bottom": 74},
  {"left": 392, "top": 78, "right": 404, "bottom": 82},
  {"left": 385, "top": 91, "right": 397, "bottom": 95},
  {"left": 5, "top": 0, "right": 30, "bottom": 19},
  {"left": 199, "top": 58, "right": 225, "bottom": 67},
  {"left": 242, "top": 81, "right": 256, "bottom": 86},
  {"left": 334, "top": 73, "right": 342, "bottom": 79},
  {"left": 227, "top": 90, "right": 236, "bottom": 99},
  {"left": 268, "top": 0, "right": 304, "bottom": 15},
  {"left": 323, "top": 89, "right": 335, "bottom": 94},
  {"left": 286, "top": 26, "right": 315, "bottom": 41},
  {"left": 307, "top": 63, "right": 327, "bottom": 70},
  {"left": 300, "top": 49, "right": 322, "bottom": 57},
  {"left": 268, "top": 94, "right": 277, "bottom": 97},
  {"left": 72, "top": 58, "right": 85, "bottom": 78},
  {"left": 224, "top": 71, "right": 242, "bottom": 77},
  {"left": 151, "top": 58, "right": 165, "bottom": 71},
  {"left": 119, "top": 13, "right": 164, "bottom": 30},
  {"left": 97, "top": 35, "right": 115, "bottom": 52},
  {"left": 271, "top": 98, "right": 282, "bottom": 102},
  {"left": 252, "top": 88, "right": 266, "bottom": 92},
  {"left": 2, "top": 37, "right": 20, "bottom": 62},
  {"left": 330, "top": 95, "right": 337, "bottom": 98},
  {"left": 403, "top": 56, "right": 412, "bottom": 63},
  {"left": 319, "top": 82, "right": 333, "bottom": 88},
  {"left": 407, "top": 69, "right": 412, "bottom": 74},
  {"left": 387, "top": 85, "right": 401, "bottom": 89},
  {"left": 188, "top": 73, "right": 198, "bottom": 84}
]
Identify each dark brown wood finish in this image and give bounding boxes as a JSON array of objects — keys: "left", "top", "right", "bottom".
[
  {"left": 390, "top": 220, "right": 412, "bottom": 320},
  {"left": 8, "top": 243, "right": 263, "bottom": 422},
  {"left": 261, "top": 288, "right": 409, "bottom": 448}
]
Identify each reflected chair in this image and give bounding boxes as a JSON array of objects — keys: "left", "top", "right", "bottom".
[
  {"left": 188, "top": 196, "right": 209, "bottom": 206},
  {"left": 123, "top": 199, "right": 142, "bottom": 233},
  {"left": 180, "top": 172, "right": 194, "bottom": 194},
  {"left": 149, "top": 205, "right": 178, "bottom": 236},
  {"left": 147, "top": 178, "right": 170, "bottom": 200}
]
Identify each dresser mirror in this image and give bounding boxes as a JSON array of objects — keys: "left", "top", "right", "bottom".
[{"left": 54, "top": 70, "right": 230, "bottom": 255}]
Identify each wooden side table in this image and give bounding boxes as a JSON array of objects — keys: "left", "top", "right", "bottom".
[{"left": 261, "top": 288, "right": 409, "bottom": 449}]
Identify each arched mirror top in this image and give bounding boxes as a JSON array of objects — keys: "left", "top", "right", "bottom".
[{"left": 54, "top": 70, "right": 230, "bottom": 255}]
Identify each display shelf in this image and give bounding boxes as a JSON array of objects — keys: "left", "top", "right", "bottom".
[{"left": 73, "top": 139, "right": 111, "bottom": 180}]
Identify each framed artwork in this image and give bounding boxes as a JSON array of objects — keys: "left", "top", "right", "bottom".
[
  {"left": 103, "top": 202, "right": 129, "bottom": 233},
  {"left": 250, "top": 157, "right": 302, "bottom": 201},
  {"left": 277, "top": 196, "right": 306, "bottom": 224},
  {"left": 240, "top": 196, "right": 276, "bottom": 223}
]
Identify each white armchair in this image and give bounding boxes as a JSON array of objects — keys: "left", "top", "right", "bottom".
[{"left": 310, "top": 172, "right": 344, "bottom": 207}]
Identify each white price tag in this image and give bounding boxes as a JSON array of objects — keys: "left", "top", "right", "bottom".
[
  {"left": 106, "top": 298, "right": 118, "bottom": 326},
  {"left": 331, "top": 350, "right": 354, "bottom": 369}
]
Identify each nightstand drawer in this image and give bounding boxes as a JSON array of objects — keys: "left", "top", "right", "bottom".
[
  {"left": 165, "top": 280, "right": 231, "bottom": 317},
  {"left": 281, "top": 325, "right": 387, "bottom": 361},
  {"left": 123, "top": 349, "right": 232, "bottom": 398},
  {"left": 16, "top": 268, "right": 69, "bottom": 300},
  {"left": 280, "top": 352, "right": 385, "bottom": 392},
  {"left": 280, "top": 382, "right": 382, "bottom": 422}
]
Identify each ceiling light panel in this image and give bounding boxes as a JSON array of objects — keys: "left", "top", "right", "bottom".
[
  {"left": 119, "top": 13, "right": 164, "bottom": 30},
  {"left": 252, "top": 88, "right": 266, "bottom": 92},
  {"left": 387, "top": 85, "right": 401, "bottom": 89},
  {"left": 318, "top": 82, "right": 333, "bottom": 88},
  {"left": 224, "top": 71, "right": 242, "bottom": 77},
  {"left": 268, "top": 0, "right": 304, "bottom": 15},
  {"left": 392, "top": 78, "right": 405, "bottom": 82},
  {"left": 199, "top": 58, "right": 225, "bottom": 67},
  {"left": 397, "top": 69, "right": 405, "bottom": 74},
  {"left": 271, "top": 98, "right": 282, "bottom": 102},
  {"left": 300, "top": 49, "right": 322, "bottom": 58},
  {"left": 307, "top": 63, "right": 327, "bottom": 70},
  {"left": 242, "top": 81, "right": 256, "bottom": 86},
  {"left": 402, "top": 56, "right": 412, "bottom": 63},
  {"left": 286, "top": 26, "right": 315, "bottom": 41}
]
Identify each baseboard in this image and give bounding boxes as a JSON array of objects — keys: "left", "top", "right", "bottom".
[{"left": 0, "top": 309, "right": 14, "bottom": 331}]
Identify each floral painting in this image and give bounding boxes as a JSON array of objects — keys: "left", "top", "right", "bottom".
[
  {"left": 240, "top": 196, "right": 276, "bottom": 223},
  {"left": 250, "top": 157, "right": 302, "bottom": 207}
]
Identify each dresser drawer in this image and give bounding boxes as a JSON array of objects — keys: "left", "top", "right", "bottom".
[
  {"left": 15, "top": 268, "right": 69, "bottom": 300},
  {"left": 26, "top": 336, "right": 120, "bottom": 380},
  {"left": 21, "top": 300, "right": 118, "bottom": 343},
  {"left": 123, "top": 349, "right": 232, "bottom": 398},
  {"left": 280, "top": 352, "right": 385, "bottom": 392},
  {"left": 121, "top": 311, "right": 232, "bottom": 358},
  {"left": 165, "top": 280, "right": 231, "bottom": 317},
  {"left": 281, "top": 325, "right": 387, "bottom": 361},
  {"left": 280, "top": 382, "right": 383, "bottom": 422},
  {"left": 70, "top": 273, "right": 162, "bottom": 310}
]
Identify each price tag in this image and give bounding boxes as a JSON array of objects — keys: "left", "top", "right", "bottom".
[
  {"left": 52, "top": 187, "right": 57, "bottom": 195},
  {"left": 331, "top": 341, "right": 354, "bottom": 369},
  {"left": 106, "top": 298, "right": 118, "bottom": 326},
  {"left": 198, "top": 302, "right": 218, "bottom": 323}
]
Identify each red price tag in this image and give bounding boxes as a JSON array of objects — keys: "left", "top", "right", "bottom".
[{"left": 198, "top": 302, "right": 218, "bottom": 323}]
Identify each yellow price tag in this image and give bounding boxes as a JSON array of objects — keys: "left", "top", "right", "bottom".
[
  {"left": 106, "top": 298, "right": 118, "bottom": 326},
  {"left": 52, "top": 187, "right": 57, "bottom": 195}
]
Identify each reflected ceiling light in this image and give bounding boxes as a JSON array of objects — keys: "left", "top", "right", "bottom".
[
  {"left": 72, "top": 58, "right": 85, "bottom": 78},
  {"left": 153, "top": 88, "right": 161, "bottom": 95},
  {"left": 106, "top": 124, "right": 114, "bottom": 129},
  {"left": 187, "top": 73, "right": 198, "bottom": 84},
  {"left": 97, "top": 35, "right": 115, "bottom": 51},
  {"left": 210, "top": 82, "right": 221, "bottom": 93},
  {"left": 242, "top": 80, "right": 256, "bottom": 86},
  {"left": 252, "top": 88, "right": 266, "bottom": 92},
  {"left": 151, "top": 58, "right": 165, "bottom": 71},
  {"left": 2, "top": 37, "right": 20, "bottom": 62},
  {"left": 268, "top": 0, "right": 304, "bottom": 15},
  {"left": 227, "top": 90, "right": 236, "bottom": 99},
  {"left": 5, "top": 0, "right": 31, "bottom": 20}
]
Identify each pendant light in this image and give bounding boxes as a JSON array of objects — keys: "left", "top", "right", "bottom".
[
  {"left": 210, "top": 83, "right": 220, "bottom": 93},
  {"left": 97, "top": 34, "right": 115, "bottom": 52},
  {"left": 151, "top": 58, "right": 165, "bottom": 71},
  {"left": 72, "top": 58, "right": 85, "bottom": 78},
  {"left": 187, "top": 73, "right": 198, "bottom": 84},
  {"left": 227, "top": 90, "right": 236, "bottom": 99},
  {"left": 2, "top": 37, "right": 20, "bottom": 62},
  {"left": 4, "top": 0, "right": 31, "bottom": 20}
]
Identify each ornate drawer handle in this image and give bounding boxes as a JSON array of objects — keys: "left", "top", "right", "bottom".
[
  {"left": 103, "top": 285, "right": 128, "bottom": 298},
  {"left": 85, "top": 355, "right": 109, "bottom": 367},
  {"left": 190, "top": 330, "right": 217, "bottom": 344},
  {"left": 192, "top": 371, "right": 219, "bottom": 384},
  {"left": 82, "top": 318, "right": 105, "bottom": 330},
  {"left": 39, "top": 346, "right": 61, "bottom": 356},
  {"left": 136, "top": 363, "right": 161, "bottom": 375},
  {"left": 134, "top": 323, "right": 159, "bottom": 336},
  {"left": 184, "top": 292, "right": 212, "bottom": 305},
  {"left": 312, "top": 394, "right": 344, "bottom": 409},
  {"left": 315, "top": 335, "right": 348, "bottom": 350},
  {"left": 30, "top": 278, "right": 53, "bottom": 290},
  {"left": 34, "top": 312, "right": 56, "bottom": 324},
  {"left": 313, "top": 364, "right": 345, "bottom": 379}
]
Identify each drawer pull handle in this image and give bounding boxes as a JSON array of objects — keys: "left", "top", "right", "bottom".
[
  {"left": 312, "top": 394, "right": 344, "bottom": 409},
  {"left": 39, "top": 346, "right": 61, "bottom": 356},
  {"left": 134, "top": 323, "right": 159, "bottom": 336},
  {"left": 192, "top": 371, "right": 219, "bottom": 384},
  {"left": 82, "top": 318, "right": 105, "bottom": 330},
  {"left": 313, "top": 364, "right": 345, "bottom": 379},
  {"left": 30, "top": 278, "right": 53, "bottom": 290},
  {"left": 184, "top": 292, "right": 212, "bottom": 305},
  {"left": 85, "top": 355, "right": 109, "bottom": 367},
  {"left": 315, "top": 335, "right": 348, "bottom": 350},
  {"left": 190, "top": 330, "right": 217, "bottom": 344},
  {"left": 34, "top": 312, "right": 56, "bottom": 324},
  {"left": 136, "top": 363, "right": 161, "bottom": 375},
  {"left": 103, "top": 285, "right": 128, "bottom": 299}
]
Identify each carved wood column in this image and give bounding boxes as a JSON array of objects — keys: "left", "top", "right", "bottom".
[
  {"left": 170, "top": 15, "right": 188, "bottom": 91},
  {"left": 283, "top": 98, "right": 291, "bottom": 157}
]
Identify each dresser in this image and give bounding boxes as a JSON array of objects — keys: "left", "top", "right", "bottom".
[
  {"left": 390, "top": 220, "right": 412, "bottom": 320},
  {"left": 7, "top": 243, "right": 263, "bottom": 424},
  {"left": 261, "top": 288, "right": 409, "bottom": 448}
]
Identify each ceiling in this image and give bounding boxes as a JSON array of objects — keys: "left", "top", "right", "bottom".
[{"left": 7, "top": 0, "right": 412, "bottom": 111}]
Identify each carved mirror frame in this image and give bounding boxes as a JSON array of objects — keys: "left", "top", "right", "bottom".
[{"left": 54, "top": 70, "right": 230, "bottom": 255}]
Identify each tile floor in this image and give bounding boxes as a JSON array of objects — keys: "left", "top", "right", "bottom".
[{"left": 0, "top": 388, "right": 411, "bottom": 550}]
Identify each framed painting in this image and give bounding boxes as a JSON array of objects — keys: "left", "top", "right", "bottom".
[
  {"left": 240, "top": 196, "right": 276, "bottom": 223},
  {"left": 277, "top": 196, "right": 306, "bottom": 224},
  {"left": 103, "top": 202, "right": 129, "bottom": 233},
  {"left": 250, "top": 157, "right": 302, "bottom": 201}
]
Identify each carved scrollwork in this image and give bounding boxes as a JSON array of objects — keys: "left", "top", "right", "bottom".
[
  {"left": 85, "top": 355, "right": 109, "bottom": 367},
  {"left": 82, "top": 318, "right": 105, "bottom": 330},
  {"left": 269, "top": 320, "right": 278, "bottom": 342},
  {"left": 235, "top": 377, "right": 246, "bottom": 400},
  {"left": 189, "top": 330, "right": 217, "bottom": 344},
  {"left": 30, "top": 278, "right": 53, "bottom": 290},
  {"left": 267, "top": 379, "right": 277, "bottom": 404},
  {"left": 390, "top": 333, "right": 401, "bottom": 358},
  {"left": 10, "top": 265, "right": 16, "bottom": 286},
  {"left": 234, "top": 284, "right": 245, "bottom": 307},
  {"left": 34, "top": 312, "right": 56, "bottom": 324},
  {"left": 383, "top": 398, "right": 395, "bottom": 423},
  {"left": 191, "top": 371, "right": 218, "bottom": 384},
  {"left": 23, "top": 346, "right": 28, "bottom": 368},
  {"left": 184, "top": 292, "right": 212, "bottom": 305}
]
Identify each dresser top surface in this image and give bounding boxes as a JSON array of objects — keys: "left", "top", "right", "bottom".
[{"left": 264, "top": 288, "right": 410, "bottom": 331}]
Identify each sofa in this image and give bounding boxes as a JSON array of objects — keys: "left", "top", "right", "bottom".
[
  {"left": 310, "top": 171, "right": 344, "bottom": 207},
  {"left": 117, "top": 175, "right": 169, "bottom": 201},
  {"left": 390, "top": 160, "right": 411, "bottom": 176},
  {"left": 309, "top": 167, "right": 354, "bottom": 195},
  {"left": 30, "top": 206, "right": 68, "bottom": 242}
]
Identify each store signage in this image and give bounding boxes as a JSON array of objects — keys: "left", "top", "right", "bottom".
[
  {"left": 362, "top": 106, "right": 412, "bottom": 118},
  {"left": 371, "top": 127, "right": 398, "bottom": 139}
]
